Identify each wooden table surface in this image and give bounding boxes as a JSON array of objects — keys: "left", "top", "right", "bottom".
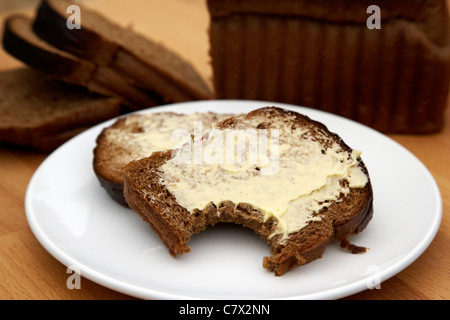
[{"left": 0, "top": 0, "right": 449, "bottom": 300}]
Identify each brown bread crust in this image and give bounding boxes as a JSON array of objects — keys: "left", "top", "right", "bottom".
[
  {"left": 123, "top": 107, "right": 374, "bottom": 276},
  {"left": 2, "top": 14, "right": 163, "bottom": 109},
  {"left": 2, "top": 14, "right": 94, "bottom": 86},
  {"left": 33, "top": 0, "right": 213, "bottom": 103},
  {"left": 93, "top": 117, "right": 130, "bottom": 207}
]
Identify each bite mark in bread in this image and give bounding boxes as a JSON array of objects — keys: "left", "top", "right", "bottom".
[{"left": 123, "top": 107, "right": 374, "bottom": 276}]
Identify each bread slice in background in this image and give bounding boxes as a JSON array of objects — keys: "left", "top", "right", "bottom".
[
  {"left": 123, "top": 106, "right": 374, "bottom": 276},
  {"left": 0, "top": 67, "right": 121, "bottom": 151},
  {"left": 94, "top": 112, "right": 235, "bottom": 206},
  {"left": 33, "top": 0, "right": 213, "bottom": 104},
  {"left": 2, "top": 14, "right": 163, "bottom": 110}
]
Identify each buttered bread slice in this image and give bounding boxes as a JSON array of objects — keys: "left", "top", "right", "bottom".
[
  {"left": 94, "top": 111, "right": 234, "bottom": 206},
  {"left": 123, "top": 107, "right": 373, "bottom": 276}
]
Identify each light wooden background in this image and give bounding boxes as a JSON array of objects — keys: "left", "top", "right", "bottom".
[{"left": 0, "top": 0, "right": 449, "bottom": 300}]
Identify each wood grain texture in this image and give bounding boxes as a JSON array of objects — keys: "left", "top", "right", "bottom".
[{"left": 0, "top": 0, "right": 449, "bottom": 300}]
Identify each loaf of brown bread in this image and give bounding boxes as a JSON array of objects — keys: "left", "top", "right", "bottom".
[
  {"left": 33, "top": 0, "right": 213, "bottom": 105},
  {"left": 207, "top": 0, "right": 450, "bottom": 133},
  {"left": 0, "top": 67, "right": 121, "bottom": 151},
  {"left": 123, "top": 107, "right": 373, "bottom": 276},
  {"left": 2, "top": 14, "right": 162, "bottom": 109},
  {"left": 94, "top": 112, "right": 235, "bottom": 206}
]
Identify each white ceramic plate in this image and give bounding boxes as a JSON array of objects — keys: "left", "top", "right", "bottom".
[{"left": 25, "top": 100, "right": 442, "bottom": 300}]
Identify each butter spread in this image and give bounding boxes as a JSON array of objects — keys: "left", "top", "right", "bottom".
[
  {"left": 106, "top": 112, "right": 232, "bottom": 164},
  {"left": 159, "top": 114, "right": 368, "bottom": 241}
]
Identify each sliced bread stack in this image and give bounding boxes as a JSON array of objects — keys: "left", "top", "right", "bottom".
[
  {"left": 0, "top": 0, "right": 214, "bottom": 151},
  {"left": 3, "top": 14, "right": 161, "bottom": 109},
  {"left": 2, "top": 0, "right": 212, "bottom": 110}
]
